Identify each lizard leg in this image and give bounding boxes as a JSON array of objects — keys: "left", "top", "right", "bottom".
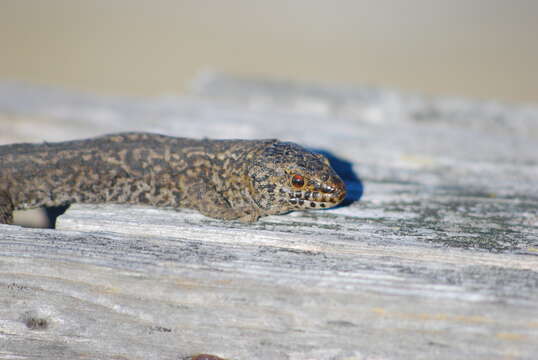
[
  {"left": 185, "top": 182, "right": 260, "bottom": 223},
  {"left": 0, "top": 190, "right": 14, "bottom": 224}
]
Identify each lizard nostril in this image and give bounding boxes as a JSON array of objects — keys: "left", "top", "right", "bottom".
[{"left": 321, "top": 184, "right": 335, "bottom": 194}]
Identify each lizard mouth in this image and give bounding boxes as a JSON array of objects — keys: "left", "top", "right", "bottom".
[{"left": 279, "top": 181, "right": 346, "bottom": 209}]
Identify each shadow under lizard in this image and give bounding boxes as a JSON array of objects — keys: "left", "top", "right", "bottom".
[{"left": 0, "top": 132, "right": 346, "bottom": 224}]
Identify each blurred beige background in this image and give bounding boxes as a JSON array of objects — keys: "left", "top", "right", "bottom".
[{"left": 1, "top": 0, "right": 537, "bottom": 104}]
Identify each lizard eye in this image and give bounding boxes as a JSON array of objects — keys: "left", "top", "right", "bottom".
[{"left": 291, "top": 174, "right": 305, "bottom": 188}]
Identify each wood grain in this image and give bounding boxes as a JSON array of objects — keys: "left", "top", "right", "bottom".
[{"left": 1, "top": 75, "right": 537, "bottom": 359}]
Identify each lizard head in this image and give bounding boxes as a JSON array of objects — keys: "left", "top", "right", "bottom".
[{"left": 247, "top": 141, "right": 346, "bottom": 216}]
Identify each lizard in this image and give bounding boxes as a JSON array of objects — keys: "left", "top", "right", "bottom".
[{"left": 0, "top": 132, "right": 346, "bottom": 224}]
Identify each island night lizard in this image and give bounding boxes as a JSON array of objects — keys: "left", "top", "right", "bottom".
[{"left": 0, "top": 132, "right": 346, "bottom": 224}]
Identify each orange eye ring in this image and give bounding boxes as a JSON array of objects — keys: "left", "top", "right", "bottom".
[{"left": 291, "top": 174, "right": 305, "bottom": 188}]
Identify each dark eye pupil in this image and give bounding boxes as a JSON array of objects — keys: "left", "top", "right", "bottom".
[{"left": 292, "top": 174, "right": 304, "bottom": 187}]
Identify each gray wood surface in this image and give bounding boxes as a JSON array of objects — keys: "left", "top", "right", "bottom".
[{"left": 0, "top": 74, "right": 537, "bottom": 359}]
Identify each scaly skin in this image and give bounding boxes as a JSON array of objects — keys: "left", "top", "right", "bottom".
[{"left": 0, "top": 132, "right": 346, "bottom": 224}]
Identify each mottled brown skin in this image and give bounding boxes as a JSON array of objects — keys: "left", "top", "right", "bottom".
[{"left": 0, "top": 132, "right": 346, "bottom": 224}]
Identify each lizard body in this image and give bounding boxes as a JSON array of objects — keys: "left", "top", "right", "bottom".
[{"left": 0, "top": 133, "right": 346, "bottom": 224}]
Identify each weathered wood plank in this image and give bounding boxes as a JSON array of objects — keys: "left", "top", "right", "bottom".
[
  {"left": 1, "top": 75, "right": 538, "bottom": 359},
  {"left": 2, "top": 214, "right": 537, "bottom": 359}
]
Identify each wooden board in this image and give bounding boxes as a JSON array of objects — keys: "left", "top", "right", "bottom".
[{"left": 1, "top": 75, "right": 537, "bottom": 359}]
